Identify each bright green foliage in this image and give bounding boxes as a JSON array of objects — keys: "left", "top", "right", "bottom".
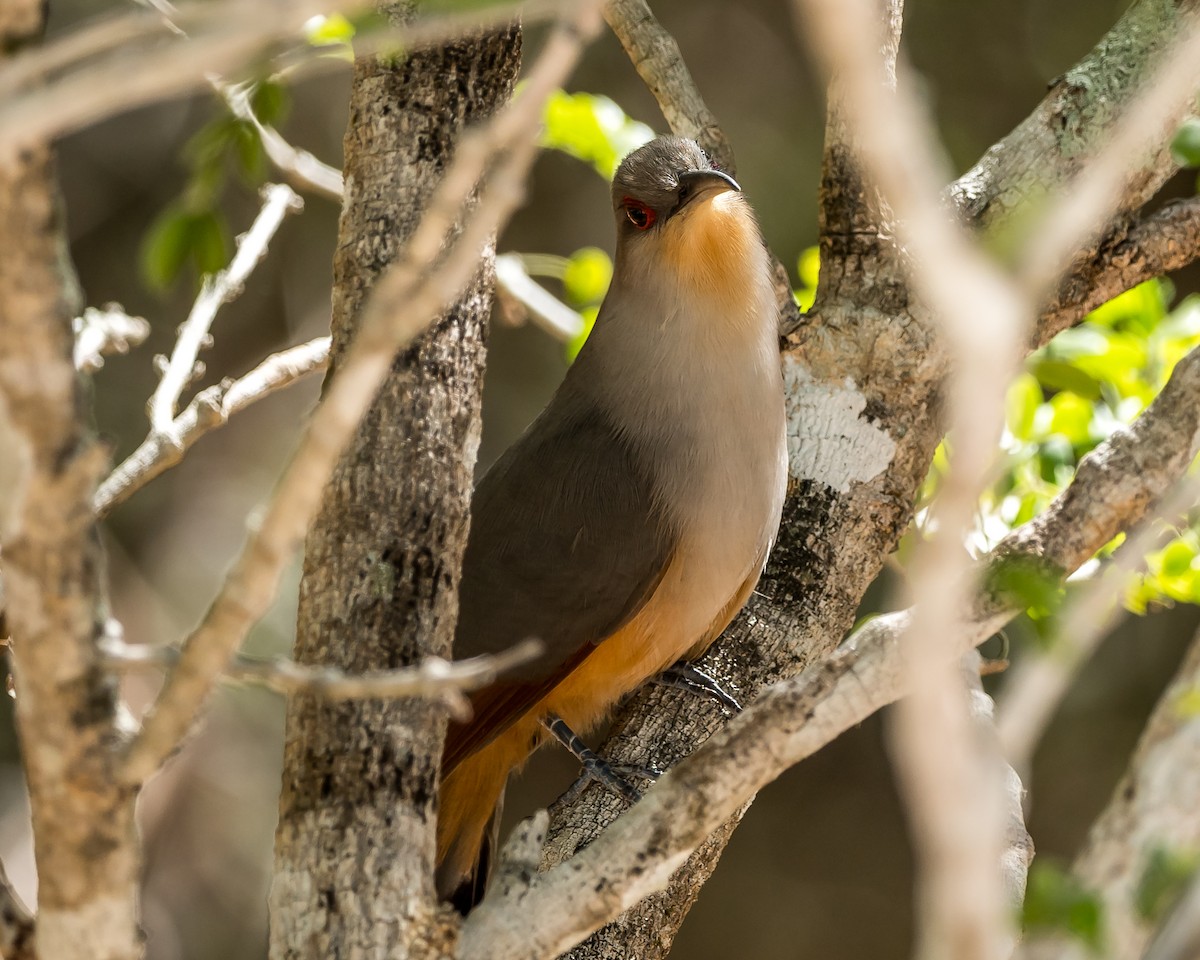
[
  {"left": 141, "top": 207, "right": 229, "bottom": 291},
  {"left": 540, "top": 90, "right": 655, "bottom": 179},
  {"left": 1135, "top": 846, "right": 1200, "bottom": 924},
  {"left": 970, "top": 279, "right": 1200, "bottom": 615},
  {"left": 794, "top": 245, "right": 819, "bottom": 312},
  {"left": 304, "top": 12, "right": 357, "bottom": 46},
  {"left": 1022, "top": 861, "right": 1105, "bottom": 954},
  {"left": 561, "top": 247, "right": 612, "bottom": 361},
  {"left": 1171, "top": 118, "right": 1200, "bottom": 168}
]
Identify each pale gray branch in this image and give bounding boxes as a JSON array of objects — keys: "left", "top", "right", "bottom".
[
  {"left": 460, "top": 339, "right": 1200, "bottom": 960},
  {"left": 149, "top": 183, "right": 303, "bottom": 433},
  {"left": 494, "top": 253, "right": 585, "bottom": 343},
  {"left": 72, "top": 304, "right": 150, "bottom": 373},
  {"left": 117, "top": 4, "right": 603, "bottom": 787},
  {"left": 95, "top": 336, "right": 331, "bottom": 517},
  {"left": 104, "top": 637, "right": 540, "bottom": 721}
]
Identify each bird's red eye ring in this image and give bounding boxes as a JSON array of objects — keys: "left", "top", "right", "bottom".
[{"left": 623, "top": 200, "right": 656, "bottom": 231}]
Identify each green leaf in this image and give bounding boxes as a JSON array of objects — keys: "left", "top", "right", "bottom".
[
  {"left": 1136, "top": 846, "right": 1199, "bottom": 924},
  {"left": 1022, "top": 862, "right": 1105, "bottom": 954},
  {"left": 797, "top": 246, "right": 820, "bottom": 289},
  {"left": 141, "top": 206, "right": 196, "bottom": 291},
  {"left": 565, "top": 306, "right": 598, "bottom": 362},
  {"left": 231, "top": 119, "right": 267, "bottom": 183},
  {"left": 1031, "top": 358, "right": 1102, "bottom": 401},
  {"left": 250, "top": 79, "right": 290, "bottom": 126},
  {"left": 986, "top": 553, "right": 1064, "bottom": 619},
  {"left": 189, "top": 210, "right": 229, "bottom": 277},
  {"left": 1006, "top": 373, "right": 1043, "bottom": 441},
  {"left": 1171, "top": 119, "right": 1200, "bottom": 168},
  {"left": 304, "top": 13, "right": 356, "bottom": 46},
  {"left": 540, "top": 90, "right": 654, "bottom": 179},
  {"left": 562, "top": 247, "right": 612, "bottom": 307}
]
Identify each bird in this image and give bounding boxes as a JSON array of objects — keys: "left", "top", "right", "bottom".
[{"left": 436, "top": 135, "right": 787, "bottom": 911}]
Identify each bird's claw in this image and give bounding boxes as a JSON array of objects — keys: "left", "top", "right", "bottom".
[{"left": 652, "top": 661, "right": 743, "bottom": 713}]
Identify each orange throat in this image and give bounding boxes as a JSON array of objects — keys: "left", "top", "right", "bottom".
[{"left": 660, "top": 192, "right": 761, "bottom": 314}]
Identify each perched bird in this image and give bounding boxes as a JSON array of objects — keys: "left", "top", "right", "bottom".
[{"left": 436, "top": 136, "right": 787, "bottom": 910}]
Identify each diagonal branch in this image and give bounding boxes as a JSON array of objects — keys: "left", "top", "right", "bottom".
[
  {"left": 95, "top": 336, "right": 330, "bottom": 516},
  {"left": 461, "top": 339, "right": 1200, "bottom": 960},
  {"left": 149, "top": 183, "right": 303, "bottom": 433}
]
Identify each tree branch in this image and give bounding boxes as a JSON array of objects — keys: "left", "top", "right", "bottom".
[
  {"left": 72, "top": 303, "right": 150, "bottom": 373},
  {"left": 119, "top": 2, "right": 603, "bottom": 787},
  {"left": 148, "top": 182, "right": 303, "bottom": 433},
  {"left": 461, "top": 341, "right": 1200, "bottom": 960},
  {"left": 104, "top": 637, "right": 540, "bottom": 721},
  {"left": 1037, "top": 197, "right": 1200, "bottom": 348},
  {"left": 95, "top": 335, "right": 330, "bottom": 516}
]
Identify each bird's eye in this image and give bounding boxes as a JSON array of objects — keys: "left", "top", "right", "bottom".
[{"left": 624, "top": 201, "right": 656, "bottom": 231}]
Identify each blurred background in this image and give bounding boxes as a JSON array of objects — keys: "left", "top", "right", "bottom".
[{"left": 2, "top": 0, "right": 1198, "bottom": 957}]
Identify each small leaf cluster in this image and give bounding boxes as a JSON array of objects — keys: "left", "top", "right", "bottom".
[
  {"left": 141, "top": 81, "right": 289, "bottom": 291},
  {"left": 540, "top": 90, "right": 655, "bottom": 180},
  {"left": 1022, "top": 861, "right": 1105, "bottom": 954}
]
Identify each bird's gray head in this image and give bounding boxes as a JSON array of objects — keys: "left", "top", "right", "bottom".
[{"left": 611, "top": 136, "right": 740, "bottom": 238}]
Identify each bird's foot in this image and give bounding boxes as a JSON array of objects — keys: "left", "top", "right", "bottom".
[
  {"left": 652, "top": 661, "right": 742, "bottom": 713},
  {"left": 543, "top": 714, "right": 662, "bottom": 807}
]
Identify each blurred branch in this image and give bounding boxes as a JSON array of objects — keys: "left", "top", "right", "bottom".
[
  {"left": 73, "top": 303, "right": 150, "bottom": 373},
  {"left": 0, "top": 856, "right": 34, "bottom": 960},
  {"left": 149, "top": 183, "right": 303, "bottom": 433},
  {"left": 794, "top": 0, "right": 1025, "bottom": 955},
  {"left": 222, "top": 85, "right": 586, "bottom": 347},
  {"left": 461, "top": 339, "right": 1200, "bottom": 960},
  {"left": 1037, "top": 197, "right": 1200, "bottom": 347},
  {"left": 1015, "top": 625, "right": 1200, "bottom": 960},
  {"left": 0, "top": 0, "right": 576, "bottom": 152},
  {"left": 997, "top": 469, "right": 1200, "bottom": 777},
  {"left": 600, "top": 0, "right": 799, "bottom": 332},
  {"left": 117, "top": 4, "right": 602, "bottom": 787},
  {"left": 103, "top": 636, "right": 541, "bottom": 722},
  {"left": 963, "top": 651, "right": 1035, "bottom": 911},
  {"left": 95, "top": 335, "right": 331, "bottom": 517},
  {"left": 494, "top": 254, "right": 585, "bottom": 342}
]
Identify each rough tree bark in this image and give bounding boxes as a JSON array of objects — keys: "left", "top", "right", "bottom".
[
  {"left": 268, "top": 23, "right": 521, "bottom": 960},
  {"left": 0, "top": 5, "right": 140, "bottom": 959},
  {"left": 537, "top": 0, "right": 1200, "bottom": 957}
]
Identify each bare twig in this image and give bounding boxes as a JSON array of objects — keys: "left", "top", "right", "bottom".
[
  {"left": 73, "top": 304, "right": 150, "bottom": 373},
  {"left": 148, "top": 183, "right": 303, "bottom": 433},
  {"left": 118, "top": 4, "right": 603, "bottom": 787},
  {"left": 997, "top": 469, "right": 1200, "bottom": 776},
  {"left": 95, "top": 336, "right": 330, "bottom": 516},
  {"left": 219, "top": 81, "right": 344, "bottom": 202},
  {"left": 103, "top": 636, "right": 540, "bottom": 721},
  {"left": 461, "top": 341, "right": 1200, "bottom": 960},
  {"left": 494, "top": 253, "right": 585, "bottom": 342}
]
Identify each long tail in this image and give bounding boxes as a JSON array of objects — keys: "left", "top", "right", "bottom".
[{"left": 436, "top": 729, "right": 524, "bottom": 912}]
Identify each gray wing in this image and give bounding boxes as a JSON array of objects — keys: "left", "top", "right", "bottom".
[{"left": 445, "top": 394, "right": 674, "bottom": 769}]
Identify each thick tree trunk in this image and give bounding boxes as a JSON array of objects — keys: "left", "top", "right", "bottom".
[
  {"left": 0, "top": 151, "right": 140, "bottom": 959},
  {"left": 268, "top": 25, "right": 521, "bottom": 960}
]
